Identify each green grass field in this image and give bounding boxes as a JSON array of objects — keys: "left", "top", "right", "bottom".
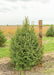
[
  {"left": 0, "top": 37, "right": 54, "bottom": 58},
  {"left": 43, "top": 37, "right": 54, "bottom": 53}
]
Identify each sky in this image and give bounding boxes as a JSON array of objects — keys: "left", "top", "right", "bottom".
[{"left": 0, "top": 0, "right": 54, "bottom": 25}]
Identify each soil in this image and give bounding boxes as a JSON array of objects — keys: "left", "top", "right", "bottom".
[{"left": 0, "top": 52, "right": 54, "bottom": 75}]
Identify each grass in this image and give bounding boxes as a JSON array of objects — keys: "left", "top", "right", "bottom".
[
  {"left": 43, "top": 69, "right": 54, "bottom": 73},
  {"left": 43, "top": 37, "right": 54, "bottom": 53},
  {"left": 5, "top": 39, "right": 10, "bottom": 46},
  {"left": 0, "top": 47, "right": 9, "bottom": 58},
  {"left": 0, "top": 37, "right": 54, "bottom": 58},
  {"left": 0, "top": 39, "right": 10, "bottom": 58}
]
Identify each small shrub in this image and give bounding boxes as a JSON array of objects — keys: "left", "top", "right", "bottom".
[
  {"left": 46, "top": 25, "right": 54, "bottom": 37},
  {"left": 10, "top": 18, "right": 42, "bottom": 71},
  {"left": 0, "top": 30, "right": 7, "bottom": 47}
]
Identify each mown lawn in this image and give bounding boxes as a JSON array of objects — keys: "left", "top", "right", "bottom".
[
  {"left": 0, "top": 40, "right": 10, "bottom": 58},
  {"left": 0, "top": 37, "right": 54, "bottom": 58},
  {"left": 43, "top": 37, "right": 54, "bottom": 53}
]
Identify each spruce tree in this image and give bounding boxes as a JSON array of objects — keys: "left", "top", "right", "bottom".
[
  {"left": 0, "top": 30, "right": 7, "bottom": 47},
  {"left": 10, "top": 17, "right": 42, "bottom": 71},
  {"left": 46, "top": 25, "right": 54, "bottom": 37}
]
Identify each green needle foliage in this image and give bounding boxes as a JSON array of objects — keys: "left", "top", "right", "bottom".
[
  {"left": 0, "top": 30, "right": 7, "bottom": 47},
  {"left": 10, "top": 17, "right": 42, "bottom": 71},
  {"left": 46, "top": 25, "right": 54, "bottom": 37}
]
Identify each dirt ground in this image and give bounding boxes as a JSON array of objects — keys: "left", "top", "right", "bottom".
[{"left": 0, "top": 52, "right": 54, "bottom": 75}]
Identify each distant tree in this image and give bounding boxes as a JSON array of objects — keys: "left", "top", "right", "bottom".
[{"left": 6, "top": 24, "right": 8, "bottom": 26}]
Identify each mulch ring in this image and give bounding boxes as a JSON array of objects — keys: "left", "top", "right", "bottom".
[{"left": 0, "top": 52, "right": 54, "bottom": 75}]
